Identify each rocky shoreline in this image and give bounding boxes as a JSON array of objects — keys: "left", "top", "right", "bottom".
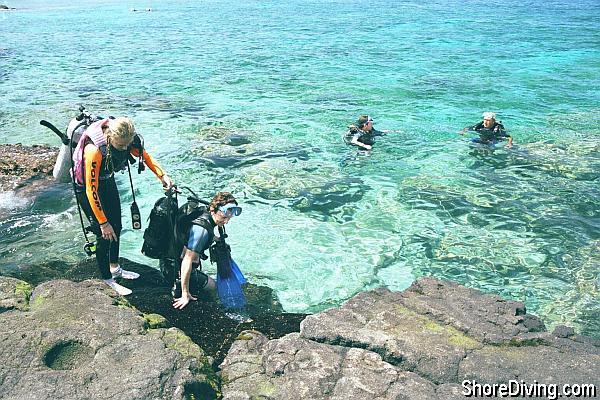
[
  {"left": 1, "top": 268, "right": 599, "bottom": 399},
  {"left": 1, "top": 143, "right": 599, "bottom": 399}
]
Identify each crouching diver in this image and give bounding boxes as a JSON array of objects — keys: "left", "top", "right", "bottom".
[
  {"left": 172, "top": 192, "right": 242, "bottom": 310},
  {"left": 73, "top": 117, "right": 173, "bottom": 295}
]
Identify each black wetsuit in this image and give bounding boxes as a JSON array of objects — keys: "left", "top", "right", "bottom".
[
  {"left": 344, "top": 126, "right": 384, "bottom": 147},
  {"left": 76, "top": 144, "right": 131, "bottom": 280},
  {"left": 466, "top": 121, "right": 510, "bottom": 144},
  {"left": 78, "top": 175, "right": 121, "bottom": 280}
]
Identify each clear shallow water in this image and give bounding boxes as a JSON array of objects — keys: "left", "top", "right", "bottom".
[{"left": 1, "top": 0, "right": 599, "bottom": 335}]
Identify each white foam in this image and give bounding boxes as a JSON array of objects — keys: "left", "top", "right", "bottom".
[{"left": 0, "top": 191, "right": 30, "bottom": 211}]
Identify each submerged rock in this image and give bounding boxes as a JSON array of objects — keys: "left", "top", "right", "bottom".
[{"left": 220, "top": 277, "right": 600, "bottom": 399}]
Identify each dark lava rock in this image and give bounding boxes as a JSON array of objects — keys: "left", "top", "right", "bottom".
[
  {"left": 0, "top": 143, "right": 57, "bottom": 192},
  {"left": 220, "top": 277, "right": 600, "bottom": 399}
]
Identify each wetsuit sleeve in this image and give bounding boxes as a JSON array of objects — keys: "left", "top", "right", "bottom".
[
  {"left": 371, "top": 129, "right": 384, "bottom": 137},
  {"left": 83, "top": 145, "right": 108, "bottom": 225},
  {"left": 466, "top": 122, "right": 484, "bottom": 131},
  {"left": 187, "top": 225, "right": 212, "bottom": 254},
  {"left": 130, "top": 148, "right": 165, "bottom": 178}
]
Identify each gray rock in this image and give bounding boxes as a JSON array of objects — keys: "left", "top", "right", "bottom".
[
  {"left": 220, "top": 331, "right": 437, "bottom": 400},
  {"left": 0, "top": 279, "right": 218, "bottom": 399},
  {"left": 553, "top": 324, "right": 575, "bottom": 338},
  {"left": 459, "top": 344, "right": 600, "bottom": 388},
  {"left": 299, "top": 286, "right": 482, "bottom": 384},
  {"left": 0, "top": 276, "right": 32, "bottom": 312},
  {"left": 221, "top": 277, "right": 600, "bottom": 399},
  {"left": 398, "top": 277, "right": 546, "bottom": 343}
]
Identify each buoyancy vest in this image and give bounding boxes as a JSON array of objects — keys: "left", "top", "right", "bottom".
[
  {"left": 72, "top": 119, "right": 143, "bottom": 185},
  {"left": 175, "top": 202, "right": 216, "bottom": 255},
  {"left": 471, "top": 121, "right": 508, "bottom": 143},
  {"left": 344, "top": 125, "right": 376, "bottom": 146},
  {"left": 71, "top": 119, "right": 110, "bottom": 185}
]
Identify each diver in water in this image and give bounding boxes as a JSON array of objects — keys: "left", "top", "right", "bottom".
[
  {"left": 344, "top": 115, "right": 398, "bottom": 150},
  {"left": 73, "top": 117, "right": 173, "bottom": 296},
  {"left": 460, "top": 112, "right": 513, "bottom": 148},
  {"left": 172, "top": 192, "right": 242, "bottom": 310}
]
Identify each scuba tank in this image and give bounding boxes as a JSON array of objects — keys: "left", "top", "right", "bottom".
[
  {"left": 41, "top": 106, "right": 101, "bottom": 183},
  {"left": 52, "top": 117, "right": 88, "bottom": 182},
  {"left": 40, "top": 106, "right": 102, "bottom": 255}
]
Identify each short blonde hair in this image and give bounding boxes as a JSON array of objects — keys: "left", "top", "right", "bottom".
[{"left": 107, "top": 117, "right": 136, "bottom": 141}]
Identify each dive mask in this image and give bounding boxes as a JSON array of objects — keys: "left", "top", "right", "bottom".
[{"left": 219, "top": 203, "right": 242, "bottom": 218}]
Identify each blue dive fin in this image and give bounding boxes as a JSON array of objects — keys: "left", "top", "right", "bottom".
[
  {"left": 217, "top": 270, "right": 246, "bottom": 310},
  {"left": 230, "top": 258, "right": 247, "bottom": 284}
]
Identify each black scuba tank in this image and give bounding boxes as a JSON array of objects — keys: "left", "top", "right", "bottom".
[{"left": 141, "top": 192, "right": 179, "bottom": 259}]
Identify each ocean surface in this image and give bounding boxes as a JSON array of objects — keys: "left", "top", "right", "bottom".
[{"left": 1, "top": 0, "right": 599, "bottom": 335}]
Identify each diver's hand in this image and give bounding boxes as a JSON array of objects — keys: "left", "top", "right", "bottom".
[
  {"left": 172, "top": 292, "right": 197, "bottom": 310},
  {"left": 459, "top": 128, "right": 467, "bottom": 135},
  {"left": 161, "top": 174, "right": 174, "bottom": 190},
  {"left": 505, "top": 143, "right": 513, "bottom": 149},
  {"left": 100, "top": 222, "right": 118, "bottom": 242}
]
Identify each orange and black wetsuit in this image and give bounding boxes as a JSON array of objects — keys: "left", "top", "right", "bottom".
[{"left": 77, "top": 136, "right": 165, "bottom": 279}]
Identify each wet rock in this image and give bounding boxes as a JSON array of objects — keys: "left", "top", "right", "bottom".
[
  {"left": 220, "top": 277, "right": 600, "bottom": 399},
  {"left": 0, "top": 144, "right": 57, "bottom": 192},
  {"left": 0, "top": 279, "right": 218, "bottom": 400},
  {"left": 0, "top": 143, "right": 58, "bottom": 219}
]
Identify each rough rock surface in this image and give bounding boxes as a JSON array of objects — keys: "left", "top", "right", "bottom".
[
  {"left": 0, "top": 278, "right": 218, "bottom": 400},
  {"left": 220, "top": 277, "right": 600, "bottom": 399},
  {"left": 0, "top": 276, "right": 32, "bottom": 312},
  {"left": 0, "top": 143, "right": 57, "bottom": 192}
]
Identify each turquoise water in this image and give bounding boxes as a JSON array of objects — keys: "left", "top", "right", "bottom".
[{"left": 1, "top": 0, "right": 599, "bottom": 335}]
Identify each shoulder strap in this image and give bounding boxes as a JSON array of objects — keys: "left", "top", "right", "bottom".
[
  {"left": 191, "top": 213, "right": 215, "bottom": 233},
  {"left": 175, "top": 203, "right": 214, "bottom": 239}
]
